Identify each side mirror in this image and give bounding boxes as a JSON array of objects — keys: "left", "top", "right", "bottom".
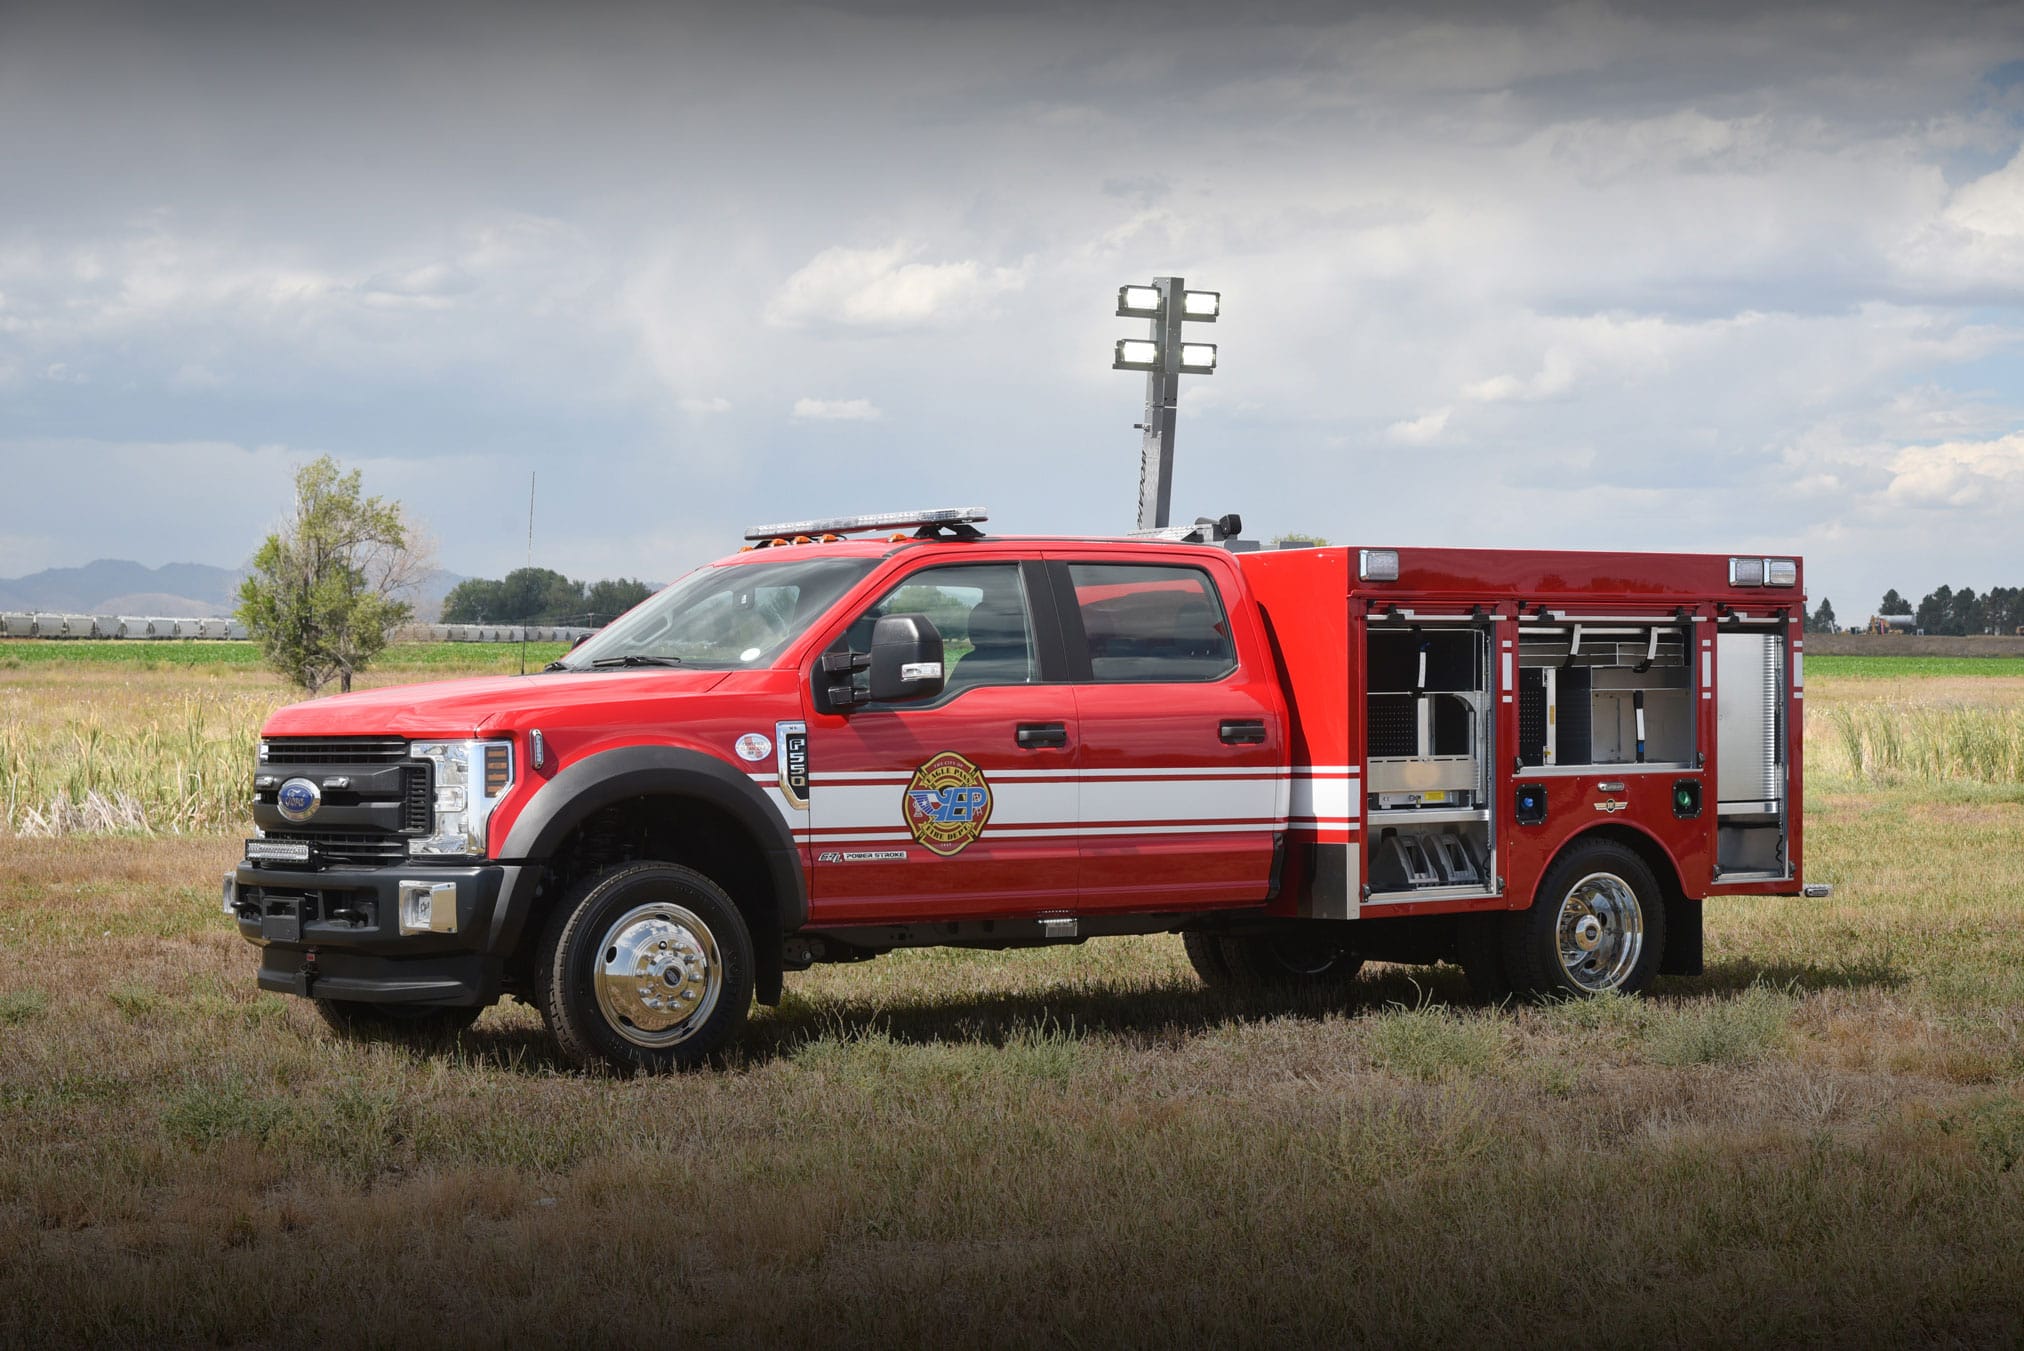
[
  {"left": 867, "top": 614, "right": 945, "bottom": 702},
  {"left": 814, "top": 613, "right": 945, "bottom": 712}
]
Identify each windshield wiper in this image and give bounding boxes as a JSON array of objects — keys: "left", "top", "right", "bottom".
[
  {"left": 542, "top": 660, "right": 573, "bottom": 672},
  {"left": 587, "top": 654, "right": 684, "bottom": 668}
]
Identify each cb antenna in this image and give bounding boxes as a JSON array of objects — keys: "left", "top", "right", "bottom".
[{"left": 519, "top": 470, "right": 535, "bottom": 676}]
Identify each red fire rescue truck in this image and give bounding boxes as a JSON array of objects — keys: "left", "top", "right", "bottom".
[{"left": 226, "top": 508, "right": 1823, "bottom": 1070}]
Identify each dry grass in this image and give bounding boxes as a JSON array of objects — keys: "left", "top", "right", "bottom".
[
  {"left": 0, "top": 669, "right": 2021, "bottom": 1344},
  {"left": 0, "top": 651, "right": 544, "bottom": 836}
]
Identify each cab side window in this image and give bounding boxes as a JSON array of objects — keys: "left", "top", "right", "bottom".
[
  {"left": 1067, "top": 564, "right": 1235, "bottom": 682},
  {"left": 837, "top": 563, "right": 1037, "bottom": 696}
]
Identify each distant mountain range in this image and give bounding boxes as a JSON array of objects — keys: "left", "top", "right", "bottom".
[{"left": 0, "top": 560, "right": 465, "bottom": 620}]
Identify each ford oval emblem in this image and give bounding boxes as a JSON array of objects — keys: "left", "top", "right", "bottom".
[{"left": 276, "top": 777, "right": 322, "bottom": 823}]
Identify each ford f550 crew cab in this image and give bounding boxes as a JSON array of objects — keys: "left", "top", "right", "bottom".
[{"left": 226, "top": 508, "right": 1822, "bottom": 1070}]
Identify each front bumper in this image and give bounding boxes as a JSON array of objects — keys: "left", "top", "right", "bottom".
[{"left": 229, "top": 860, "right": 511, "bottom": 1007}]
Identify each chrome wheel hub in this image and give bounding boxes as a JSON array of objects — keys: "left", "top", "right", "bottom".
[
  {"left": 592, "top": 902, "right": 722, "bottom": 1047},
  {"left": 1554, "top": 872, "right": 1644, "bottom": 992}
]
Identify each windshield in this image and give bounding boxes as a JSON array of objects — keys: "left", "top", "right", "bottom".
[{"left": 551, "top": 555, "right": 879, "bottom": 672}]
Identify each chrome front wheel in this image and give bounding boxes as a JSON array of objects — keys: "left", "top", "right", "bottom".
[{"left": 591, "top": 902, "right": 724, "bottom": 1048}]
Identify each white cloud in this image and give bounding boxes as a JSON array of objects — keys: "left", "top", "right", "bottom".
[
  {"left": 766, "top": 243, "right": 1025, "bottom": 331},
  {"left": 1887, "top": 432, "right": 2024, "bottom": 508},
  {"left": 791, "top": 397, "right": 882, "bottom": 422},
  {"left": 1385, "top": 407, "right": 1450, "bottom": 444},
  {"left": 677, "top": 396, "right": 732, "bottom": 414}
]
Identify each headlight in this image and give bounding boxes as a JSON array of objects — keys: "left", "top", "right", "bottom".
[{"left": 408, "top": 739, "right": 514, "bottom": 857}]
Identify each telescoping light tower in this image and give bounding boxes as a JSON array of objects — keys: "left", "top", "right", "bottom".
[{"left": 1113, "top": 277, "right": 1219, "bottom": 531}]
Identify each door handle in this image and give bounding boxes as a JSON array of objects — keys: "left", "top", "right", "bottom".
[
  {"left": 1016, "top": 722, "right": 1069, "bottom": 749},
  {"left": 1219, "top": 719, "right": 1267, "bottom": 745}
]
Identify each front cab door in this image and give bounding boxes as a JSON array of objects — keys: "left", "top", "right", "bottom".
[{"left": 802, "top": 560, "right": 1080, "bottom": 924}]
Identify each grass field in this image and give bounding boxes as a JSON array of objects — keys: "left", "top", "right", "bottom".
[{"left": 2, "top": 655, "right": 2022, "bottom": 1344}]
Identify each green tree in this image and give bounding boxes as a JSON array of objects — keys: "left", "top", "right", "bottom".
[
  {"left": 1915, "top": 585, "right": 1954, "bottom": 635},
  {"left": 492, "top": 567, "right": 585, "bottom": 624},
  {"left": 1953, "top": 586, "right": 1985, "bottom": 635},
  {"left": 440, "top": 578, "right": 504, "bottom": 623},
  {"left": 237, "top": 457, "right": 428, "bottom": 694},
  {"left": 1810, "top": 597, "right": 1837, "bottom": 634},
  {"left": 583, "top": 578, "right": 655, "bottom": 625},
  {"left": 1879, "top": 589, "right": 1912, "bottom": 616}
]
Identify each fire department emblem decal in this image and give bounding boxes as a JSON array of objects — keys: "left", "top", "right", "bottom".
[{"left": 904, "top": 751, "right": 993, "bottom": 857}]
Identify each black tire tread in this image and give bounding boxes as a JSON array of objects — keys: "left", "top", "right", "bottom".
[{"left": 1183, "top": 931, "right": 1363, "bottom": 989}]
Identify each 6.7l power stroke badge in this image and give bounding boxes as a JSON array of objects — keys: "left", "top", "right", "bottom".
[{"left": 904, "top": 751, "right": 993, "bottom": 856}]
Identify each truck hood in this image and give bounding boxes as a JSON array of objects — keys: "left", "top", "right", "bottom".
[{"left": 261, "top": 668, "right": 732, "bottom": 739}]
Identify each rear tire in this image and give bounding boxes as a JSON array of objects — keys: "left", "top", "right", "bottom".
[
  {"left": 1184, "top": 930, "right": 1364, "bottom": 989},
  {"left": 535, "top": 861, "right": 755, "bottom": 1072},
  {"left": 1502, "top": 841, "right": 1666, "bottom": 1000},
  {"left": 314, "top": 999, "right": 481, "bottom": 1041}
]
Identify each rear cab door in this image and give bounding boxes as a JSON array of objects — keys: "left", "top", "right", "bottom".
[{"left": 1042, "top": 548, "right": 1288, "bottom": 912}]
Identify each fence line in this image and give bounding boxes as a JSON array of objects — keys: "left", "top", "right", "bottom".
[{"left": 0, "top": 613, "right": 595, "bottom": 643}]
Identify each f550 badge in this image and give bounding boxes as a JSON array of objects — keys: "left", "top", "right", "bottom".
[{"left": 904, "top": 751, "right": 992, "bottom": 856}]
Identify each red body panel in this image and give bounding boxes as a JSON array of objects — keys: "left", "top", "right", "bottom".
[{"left": 254, "top": 535, "right": 1807, "bottom": 930}]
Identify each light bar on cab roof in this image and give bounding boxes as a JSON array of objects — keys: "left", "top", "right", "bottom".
[{"left": 742, "top": 506, "right": 989, "bottom": 541}]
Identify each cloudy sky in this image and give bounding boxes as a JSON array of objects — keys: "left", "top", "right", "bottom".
[{"left": 3, "top": 0, "right": 2022, "bottom": 617}]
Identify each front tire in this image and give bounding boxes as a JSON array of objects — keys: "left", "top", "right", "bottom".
[
  {"left": 534, "top": 862, "right": 755, "bottom": 1072},
  {"left": 1502, "top": 841, "right": 1665, "bottom": 999}
]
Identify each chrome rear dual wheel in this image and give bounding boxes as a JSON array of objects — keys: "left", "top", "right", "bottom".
[{"left": 1489, "top": 840, "right": 1666, "bottom": 1001}]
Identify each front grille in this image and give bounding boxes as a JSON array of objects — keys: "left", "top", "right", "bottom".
[
  {"left": 253, "top": 740, "right": 432, "bottom": 869},
  {"left": 264, "top": 829, "right": 409, "bottom": 865},
  {"left": 264, "top": 736, "right": 410, "bottom": 765}
]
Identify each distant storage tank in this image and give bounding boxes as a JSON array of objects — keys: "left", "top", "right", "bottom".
[
  {"left": 118, "top": 617, "right": 150, "bottom": 638},
  {"left": 1, "top": 613, "right": 33, "bottom": 638},
  {"left": 92, "top": 616, "right": 123, "bottom": 639}
]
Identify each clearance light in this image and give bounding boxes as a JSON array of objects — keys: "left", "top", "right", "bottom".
[
  {"left": 1728, "top": 557, "right": 1765, "bottom": 587},
  {"left": 1177, "top": 343, "right": 1218, "bottom": 373},
  {"left": 1117, "top": 285, "right": 1162, "bottom": 317},
  {"left": 1764, "top": 558, "right": 1798, "bottom": 587},
  {"left": 1358, "top": 549, "right": 1400, "bottom": 582},
  {"left": 1114, "top": 339, "right": 1161, "bottom": 371},
  {"left": 1181, "top": 290, "right": 1220, "bottom": 320}
]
